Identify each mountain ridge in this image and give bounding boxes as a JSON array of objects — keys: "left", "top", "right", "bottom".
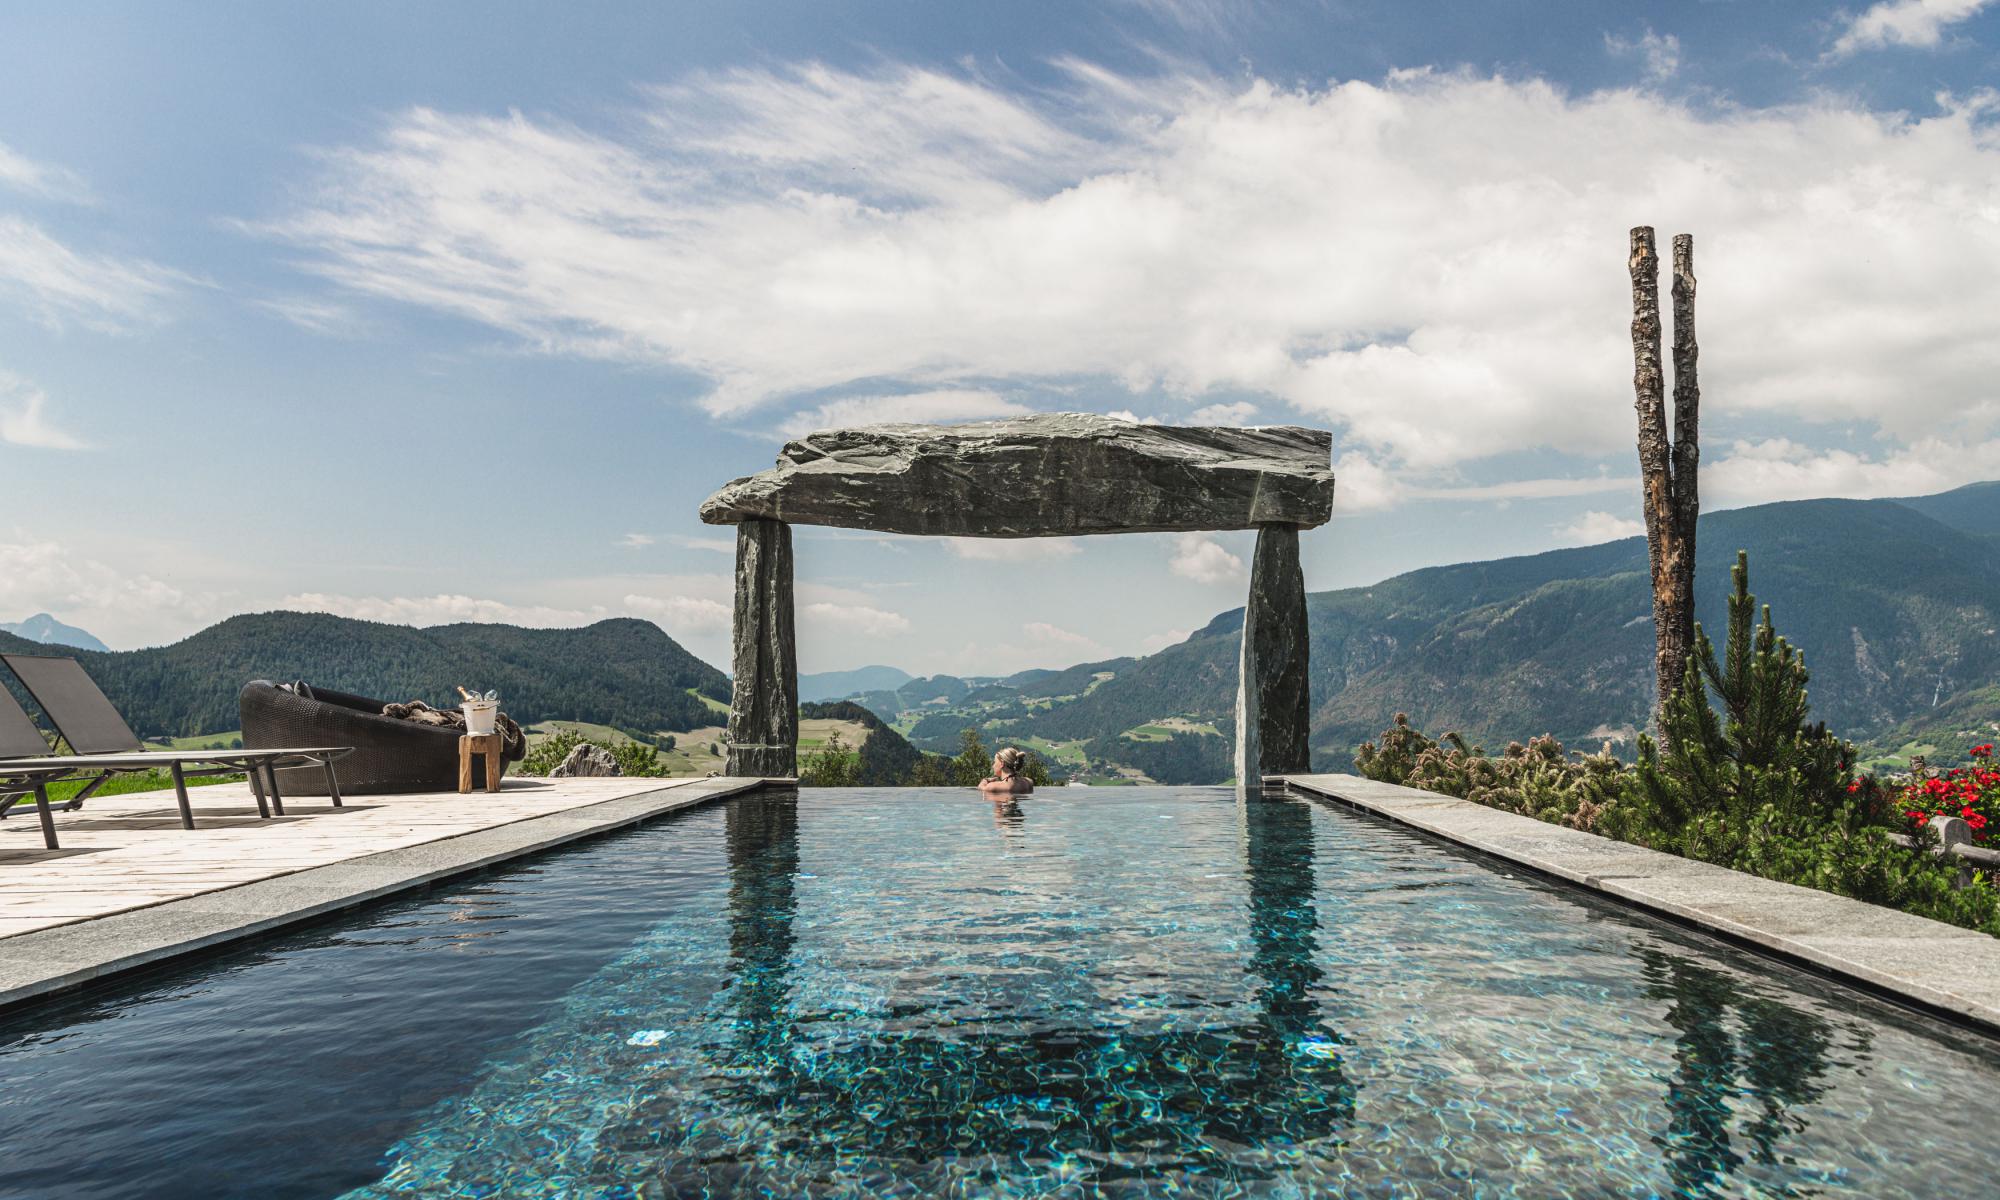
[
  {"left": 1, "top": 613, "right": 109, "bottom": 653},
  {"left": 0, "top": 613, "right": 731, "bottom": 739}
]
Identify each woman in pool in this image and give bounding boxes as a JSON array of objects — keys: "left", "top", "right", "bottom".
[{"left": 979, "top": 746, "right": 1035, "bottom": 795}]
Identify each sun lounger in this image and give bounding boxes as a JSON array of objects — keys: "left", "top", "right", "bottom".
[
  {"left": 0, "top": 683, "right": 65, "bottom": 849},
  {"left": 0, "top": 654, "right": 352, "bottom": 849}
]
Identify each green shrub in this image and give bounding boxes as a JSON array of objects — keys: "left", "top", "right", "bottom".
[
  {"left": 518, "top": 728, "right": 670, "bottom": 778},
  {"left": 799, "top": 730, "right": 863, "bottom": 787},
  {"left": 1355, "top": 551, "right": 1999, "bottom": 936}
]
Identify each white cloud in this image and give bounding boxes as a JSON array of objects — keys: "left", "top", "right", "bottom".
[
  {"left": 1189, "top": 400, "right": 1259, "bottom": 425},
  {"left": 618, "top": 532, "right": 656, "bottom": 549},
  {"left": 940, "top": 536, "right": 1083, "bottom": 561},
  {"left": 801, "top": 601, "right": 911, "bottom": 637},
  {"left": 1169, "top": 533, "right": 1246, "bottom": 584},
  {"left": 0, "top": 372, "right": 84, "bottom": 449},
  {"left": 669, "top": 533, "right": 737, "bottom": 554},
  {"left": 1831, "top": 0, "right": 1994, "bottom": 56},
  {"left": 0, "top": 540, "right": 219, "bottom": 648},
  {"left": 1605, "top": 29, "right": 1681, "bottom": 80},
  {"left": 621, "top": 592, "right": 731, "bottom": 632},
  {"left": 280, "top": 592, "right": 607, "bottom": 627},
  {"left": 0, "top": 215, "right": 181, "bottom": 330},
  {"left": 1409, "top": 476, "right": 1634, "bottom": 502},
  {"left": 1024, "top": 620, "right": 1102, "bottom": 651},
  {"left": 257, "top": 294, "right": 368, "bottom": 337},
  {"left": 1552, "top": 510, "right": 1646, "bottom": 545},
  {"left": 0, "top": 141, "right": 88, "bottom": 201},
  {"left": 269, "top": 62, "right": 2000, "bottom": 504},
  {"left": 778, "top": 390, "right": 1030, "bottom": 437},
  {"left": 1141, "top": 627, "right": 1193, "bottom": 653},
  {"left": 1704, "top": 436, "right": 2000, "bottom": 506}
]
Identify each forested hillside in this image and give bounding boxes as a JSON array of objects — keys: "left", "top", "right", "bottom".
[
  {"left": 0, "top": 614, "right": 731, "bottom": 738},
  {"left": 832, "top": 485, "right": 2000, "bottom": 780}
]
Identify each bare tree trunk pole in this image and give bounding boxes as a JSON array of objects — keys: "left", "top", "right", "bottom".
[
  {"left": 1631, "top": 227, "right": 1702, "bottom": 742},
  {"left": 1668, "top": 233, "right": 1700, "bottom": 683},
  {"left": 1630, "top": 227, "right": 1682, "bottom": 735}
]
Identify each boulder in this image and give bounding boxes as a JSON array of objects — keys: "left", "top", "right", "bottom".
[
  {"left": 699, "top": 412, "right": 1335, "bottom": 537},
  {"left": 550, "top": 744, "right": 622, "bottom": 778}
]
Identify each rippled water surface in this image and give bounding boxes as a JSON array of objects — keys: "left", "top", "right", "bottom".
[{"left": 2, "top": 787, "right": 1997, "bottom": 1198}]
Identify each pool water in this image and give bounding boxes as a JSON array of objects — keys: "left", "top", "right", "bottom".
[{"left": 2, "top": 787, "right": 1996, "bottom": 1198}]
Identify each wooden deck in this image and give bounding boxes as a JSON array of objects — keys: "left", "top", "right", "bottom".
[{"left": 0, "top": 777, "right": 720, "bottom": 941}]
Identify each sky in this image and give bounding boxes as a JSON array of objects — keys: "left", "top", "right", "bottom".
[{"left": 4, "top": 0, "right": 2000, "bottom": 675}]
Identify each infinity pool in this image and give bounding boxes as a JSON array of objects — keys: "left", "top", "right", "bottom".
[{"left": 2, "top": 787, "right": 1995, "bottom": 1198}]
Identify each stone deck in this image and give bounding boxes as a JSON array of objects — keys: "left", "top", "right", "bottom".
[
  {"left": 0, "top": 774, "right": 774, "bottom": 1009},
  {"left": 1282, "top": 773, "right": 2000, "bottom": 1034}
]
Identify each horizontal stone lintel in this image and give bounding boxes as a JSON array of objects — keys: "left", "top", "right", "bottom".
[{"left": 699, "top": 413, "right": 1336, "bottom": 537}]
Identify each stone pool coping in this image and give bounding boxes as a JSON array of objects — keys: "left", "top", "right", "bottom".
[
  {"left": 1280, "top": 773, "right": 2000, "bottom": 1034},
  {"left": 0, "top": 775, "right": 780, "bottom": 1012}
]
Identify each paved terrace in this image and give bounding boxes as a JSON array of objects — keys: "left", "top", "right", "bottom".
[
  {"left": 0, "top": 775, "right": 772, "bottom": 1009},
  {"left": 1282, "top": 773, "right": 2000, "bottom": 1035}
]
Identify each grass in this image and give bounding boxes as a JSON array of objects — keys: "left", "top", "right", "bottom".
[
  {"left": 797, "top": 718, "right": 872, "bottom": 751},
  {"left": 36, "top": 769, "right": 244, "bottom": 805},
  {"left": 142, "top": 730, "right": 244, "bottom": 751},
  {"left": 686, "top": 687, "right": 730, "bottom": 716}
]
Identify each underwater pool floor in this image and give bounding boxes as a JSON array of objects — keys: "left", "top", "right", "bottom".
[{"left": 2, "top": 787, "right": 1996, "bottom": 1198}]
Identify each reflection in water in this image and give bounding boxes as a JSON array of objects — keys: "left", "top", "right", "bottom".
[
  {"left": 724, "top": 794, "right": 799, "bottom": 1066},
  {"left": 1640, "top": 950, "right": 1840, "bottom": 1198},
  {"left": 599, "top": 792, "right": 1357, "bottom": 1190},
  {"left": 324, "top": 791, "right": 2000, "bottom": 1199},
  {"left": 990, "top": 794, "right": 1024, "bottom": 833}
]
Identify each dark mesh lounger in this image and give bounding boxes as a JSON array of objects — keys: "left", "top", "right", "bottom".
[{"left": 0, "top": 654, "right": 352, "bottom": 851}]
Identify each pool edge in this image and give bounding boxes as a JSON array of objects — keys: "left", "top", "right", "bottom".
[
  {"left": 0, "top": 776, "right": 786, "bottom": 1013},
  {"left": 1278, "top": 772, "right": 2000, "bottom": 1037}
]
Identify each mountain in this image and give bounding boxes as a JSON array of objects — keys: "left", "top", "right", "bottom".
[
  {"left": 1894, "top": 480, "right": 2000, "bottom": 539},
  {"left": 882, "top": 486, "right": 2000, "bottom": 781},
  {"left": 0, "top": 613, "right": 731, "bottom": 739},
  {"left": 1, "top": 614, "right": 109, "bottom": 652},
  {"left": 799, "top": 665, "right": 913, "bottom": 703}
]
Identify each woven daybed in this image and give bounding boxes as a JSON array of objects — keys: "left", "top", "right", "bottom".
[{"left": 240, "top": 680, "right": 522, "bottom": 795}]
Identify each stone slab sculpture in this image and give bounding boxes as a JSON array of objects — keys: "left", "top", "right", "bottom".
[
  {"left": 699, "top": 412, "right": 1334, "bottom": 783},
  {"left": 699, "top": 412, "right": 1335, "bottom": 537},
  {"left": 727, "top": 519, "right": 799, "bottom": 778}
]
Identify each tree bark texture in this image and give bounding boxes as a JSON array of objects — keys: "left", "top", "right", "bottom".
[
  {"left": 1631, "top": 227, "right": 1700, "bottom": 737},
  {"left": 727, "top": 519, "right": 798, "bottom": 778},
  {"left": 1669, "top": 233, "right": 1700, "bottom": 635},
  {"left": 1235, "top": 524, "right": 1312, "bottom": 785}
]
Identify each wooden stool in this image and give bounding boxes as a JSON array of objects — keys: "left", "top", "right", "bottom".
[{"left": 458, "top": 732, "right": 505, "bottom": 793}]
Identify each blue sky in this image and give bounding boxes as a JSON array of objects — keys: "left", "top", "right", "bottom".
[{"left": 4, "top": 0, "right": 1999, "bottom": 673}]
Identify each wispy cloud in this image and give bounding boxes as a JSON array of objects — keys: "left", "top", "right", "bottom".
[
  {"left": 280, "top": 592, "right": 608, "bottom": 628},
  {"left": 668, "top": 533, "right": 736, "bottom": 554},
  {"left": 1604, "top": 29, "right": 1682, "bottom": 80},
  {"left": 802, "top": 600, "right": 911, "bottom": 637},
  {"left": 0, "top": 215, "right": 181, "bottom": 330},
  {"left": 256, "top": 294, "right": 369, "bottom": 337},
  {"left": 1189, "top": 400, "right": 1259, "bottom": 425},
  {"left": 622, "top": 592, "right": 731, "bottom": 632},
  {"left": 941, "top": 537, "right": 1083, "bottom": 561},
  {"left": 0, "top": 372, "right": 85, "bottom": 449},
  {"left": 0, "top": 539, "right": 218, "bottom": 648},
  {"left": 1168, "top": 533, "right": 1245, "bottom": 585},
  {"left": 0, "top": 140, "right": 89, "bottom": 202},
  {"left": 1409, "top": 476, "right": 1634, "bottom": 502},
  {"left": 778, "top": 390, "right": 1030, "bottom": 438},
  {"left": 267, "top": 61, "right": 2000, "bottom": 506},
  {"left": 1705, "top": 436, "right": 2000, "bottom": 505},
  {"left": 1551, "top": 510, "right": 1645, "bottom": 545},
  {"left": 618, "top": 532, "right": 656, "bottom": 549},
  {"left": 1830, "top": 0, "right": 1994, "bottom": 56}
]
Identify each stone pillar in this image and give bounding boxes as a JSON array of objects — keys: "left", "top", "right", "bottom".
[
  {"left": 1235, "top": 524, "right": 1312, "bottom": 785},
  {"left": 727, "top": 519, "right": 798, "bottom": 777}
]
